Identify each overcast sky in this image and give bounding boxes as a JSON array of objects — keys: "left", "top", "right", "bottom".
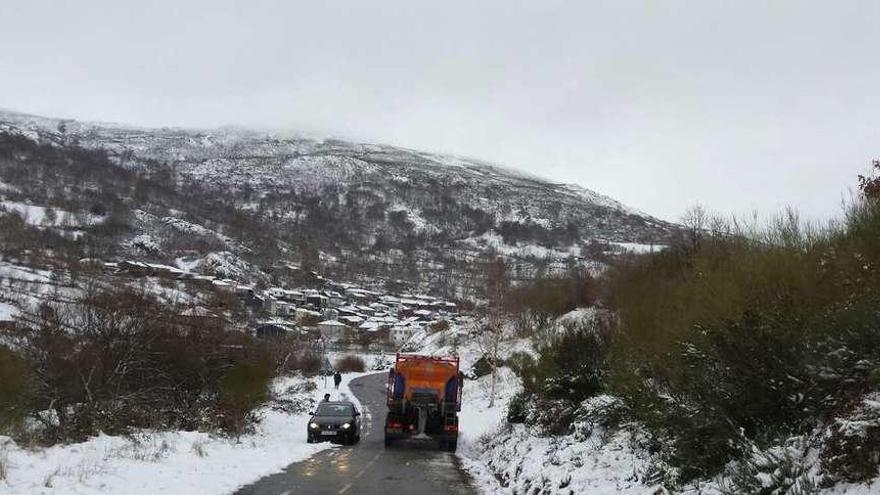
[{"left": 1, "top": 1, "right": 878, "bottom": 222}]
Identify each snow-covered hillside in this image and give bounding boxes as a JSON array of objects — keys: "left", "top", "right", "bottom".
[{"left": 0, "top": 109, "right": 676, "bottom": 295}]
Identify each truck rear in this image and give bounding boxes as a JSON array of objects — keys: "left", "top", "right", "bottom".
[{"left": 384, "top": 353, "right": 463, "bottom": 452}]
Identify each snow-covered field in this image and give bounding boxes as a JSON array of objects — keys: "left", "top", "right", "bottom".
[
  {"left": 0, "top": 371, "right": 374, "bottom": 495},
  {"left": 0, "top": 201, "right": 104, "bottom": 227},
  {"left": 454, "top": 365, "right": 655, "bottom": 495}
]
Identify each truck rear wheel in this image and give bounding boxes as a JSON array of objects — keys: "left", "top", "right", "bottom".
[{"left": 384, "top": 436, "right": 393, "bottom": 447}]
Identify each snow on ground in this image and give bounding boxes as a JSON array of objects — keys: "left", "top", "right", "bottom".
[
  {"left": 0, "top": 301, "right": 18, "bottom": 320},
  {"left": 461, "top": 231, "right": 582, "bottom": 260},
  {"left": 608, "top": 241, "right": 667, "bottom": 254},
  {"left": 0, "top": 201, "right": 104, "bottom": 227},
  {"left": 456, "top": 365, "right": 658, "bottom": 494},
  {"left": 456, "top": 367, "right": 521, "bottom": 493},
  {"left": 174, "top": 256, "right": 201, "bottom": 273},
  {"left": 0, "top": 371, "right": 375, "bottom": 495},
  {"left": 471, "top": 422, "right": 655, "bottom": 495}
]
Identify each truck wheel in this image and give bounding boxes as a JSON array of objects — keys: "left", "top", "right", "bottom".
[
  {"left": 445, "top": 439, "right": 458, "bottom": 452},
  {"left": 384, "top": 436, "right": 392, "bottom": 447}
]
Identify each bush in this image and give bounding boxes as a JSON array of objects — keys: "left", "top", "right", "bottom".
[
  {"left": 506, "top": 391, "right": 529, "bottom": 424},
  {"left": 218, "top": 356, "right": 274, "bottom": 434},
  {"left": 3, "top": 286, "right": 276, "bottom": 443},
  {"left": 822, "top": 394, "right": 880, "bottom": 484},
  {"left": 470, "top": 355, "right": 494, "bottom": 379},
  {"left": 606, "top": 198, "right": 880, "bottom": 484},
  {"left": 721, "top": 441, "right": 816, "bottom": 495},
  {"left": 293, "top": 352, "right": 323, "bottom": 376},
  {"left": 334, "top": 355, "right": 366, "bottom": 373},
  {"left": 503, "top": 269, "right": 599, "bottom": 330},
  {"left": 0, "top": 346, "right": 29, "bottom": 433},
  {"left": 508, "top": 320, "right": 610, "bottom": 434}
]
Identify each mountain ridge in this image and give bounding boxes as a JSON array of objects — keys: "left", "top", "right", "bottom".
[{"left": 0, "top": 108, "right": 678, "bottom": 296}]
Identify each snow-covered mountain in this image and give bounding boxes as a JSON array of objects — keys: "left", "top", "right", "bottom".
[{"left": 0, "top": 109, "right": 677, "bottom": 294}]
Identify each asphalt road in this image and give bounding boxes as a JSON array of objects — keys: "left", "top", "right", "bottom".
[{"left": 235, "top": 372, "right": 476, "bottom": 495}]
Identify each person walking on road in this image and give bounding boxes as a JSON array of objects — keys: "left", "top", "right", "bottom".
[{"left": 333, "top": 371, "right": 342, "bottom": 390}]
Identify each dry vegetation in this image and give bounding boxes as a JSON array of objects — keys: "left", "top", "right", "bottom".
[
  {"left": 334, "top": 355, "right": 366, "bottom": 373},
  {"left": 502, "top": 164, "right": 880, "bottom": 489},
  {"left": 0, "top": 284, "right": 283, "bottom": 445}
]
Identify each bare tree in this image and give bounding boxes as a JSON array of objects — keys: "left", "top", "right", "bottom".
[
  {"left": 475, "top": 318, "right": 510, "bottom": 408},
  {"left": 476, "top": 257, "right": 512, "bottom": 408},
  {"left": 681, "top": 204, "right": 709, "bottom": 250}
]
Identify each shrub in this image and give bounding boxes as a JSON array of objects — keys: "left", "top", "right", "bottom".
[
  {"left": 506, "top": 390, "right": 529, "bottom": 424},
  {"left": 3, "top": 285, "right": 276, "bottom": 443},
  {"left": 606, "top": 197, "right": 880, "bottom": 484},
  {"left": 503, "top": 269, "right": 598, "bottom": 330},
  {"left": 470, "top": 355, "right": 494, "bottom": 379},
  {"left": 292, "top": 352, "right": 323, "bottom": 376},
  {"left": 721, "top": 440, "right": 816, "bottom": 495},
  {"left": 822, "top": 393, "right": 880, "bottom": 484},
  {"left": 508, "top": 320, "right": 610, "bottom": 434},
  {"left": 0, "top": 346, "right": 29, "bottom": 433},
  {"left": 334, "top": 355, "right": 366, "bottom": 373},
  {"left": 218, "top": 356, "right": 274, "bottom": 434}
]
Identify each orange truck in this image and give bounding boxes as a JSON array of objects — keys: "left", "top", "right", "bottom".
[{"left": 384, "top": 353, "right": 463, "bottom": 451}]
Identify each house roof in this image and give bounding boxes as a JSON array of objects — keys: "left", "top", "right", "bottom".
[{"left": 318, "top": 319, "right": 348, "bottom": 327}]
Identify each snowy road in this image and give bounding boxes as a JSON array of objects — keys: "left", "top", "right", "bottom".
[{"left": 234, "top": 372, "right": 476, "bottom": 495}]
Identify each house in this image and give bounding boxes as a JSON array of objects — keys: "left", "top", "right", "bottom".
[
  {"left": 177, "top": 306, "right": 227, "bottom": 326},
  {"left": 323, "top": 291, "right": 345, "bottom": 308},
  {"left": 255, "top": 323, "right": 289, "bottom": 339},
  {"left": 324, "top": 308, "right": 339, "bottom": 321},
  {"left": 356, "top": 305, "right": 376, "bottom": 316},
  {"left": 413, "top": 309, "right": 434, "bottom": 320},
  {"left": 339, "top": 315, "right": 365, "bottom": 327},
  {"left": 389, "top": 325, "right": 418, "bottom": 346},
  {"left": 318, "top": 319, "right": 349, "bottom": 341},
  {"left": 274, "top": 300, "right": 296, "bottom": 317},
  {"left": 305, "top": 293, "right": 328, "bottom": 310},
  {"left": 295, "top": 308, "right": 322, "bottom": 326}
]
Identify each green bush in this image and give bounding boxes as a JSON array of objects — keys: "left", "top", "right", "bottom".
[
  {"left": 509, "top": 322, "right": 610, "bottom": 434},
  {"left": 721, "top": 441, "right": 816, "bottom": 495},
  {"left": 606, "top": 200, "right": 880, "bottom": 484},
  {"left": 219, "top": 356, "right": 274, "bottom": 435},
  {"left": 506, "top": 390, "right": 529, "bottom": 424},
  {"left": 0, "top": 346, "right": 29, "bottom": 432},
  {"left": 821, "top": 394, "right": 880, "bottom": 484}
]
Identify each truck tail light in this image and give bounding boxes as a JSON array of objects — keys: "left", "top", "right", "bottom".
[{"left": 444, "top": 425, "right": 458, "bottom": 432}]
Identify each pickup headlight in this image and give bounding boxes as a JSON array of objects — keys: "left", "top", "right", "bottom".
[
  {"left": 309, "top": 422, "right": 320, "bottom": 429},
  {"left": 341, "top": 422, "right": 351, "bottom": 430}
]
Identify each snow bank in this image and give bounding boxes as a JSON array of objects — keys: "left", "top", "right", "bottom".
[{"left": 0, "top": 371, "right": 374, "bottom": 494}]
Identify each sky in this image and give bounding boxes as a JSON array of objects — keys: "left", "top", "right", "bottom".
[{"left": 1, "top": 1, "right": 878, "bottom": 222}]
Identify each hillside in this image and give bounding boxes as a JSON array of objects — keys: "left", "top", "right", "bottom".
[{"left": 0, "top": 109, "right": 676, "bottom": 296}]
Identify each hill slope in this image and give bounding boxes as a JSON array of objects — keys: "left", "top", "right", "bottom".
[{"left": 0, "top": 109, "right": 676, "bottom": 295}]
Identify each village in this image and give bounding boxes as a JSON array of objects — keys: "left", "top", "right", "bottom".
[{"left": 102, "top": 259, "right": 469, "bottom": 351}]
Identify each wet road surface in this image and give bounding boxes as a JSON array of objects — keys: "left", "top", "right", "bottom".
[{"left": 235, "top": 372, "right": 476, "bottom": 495}]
